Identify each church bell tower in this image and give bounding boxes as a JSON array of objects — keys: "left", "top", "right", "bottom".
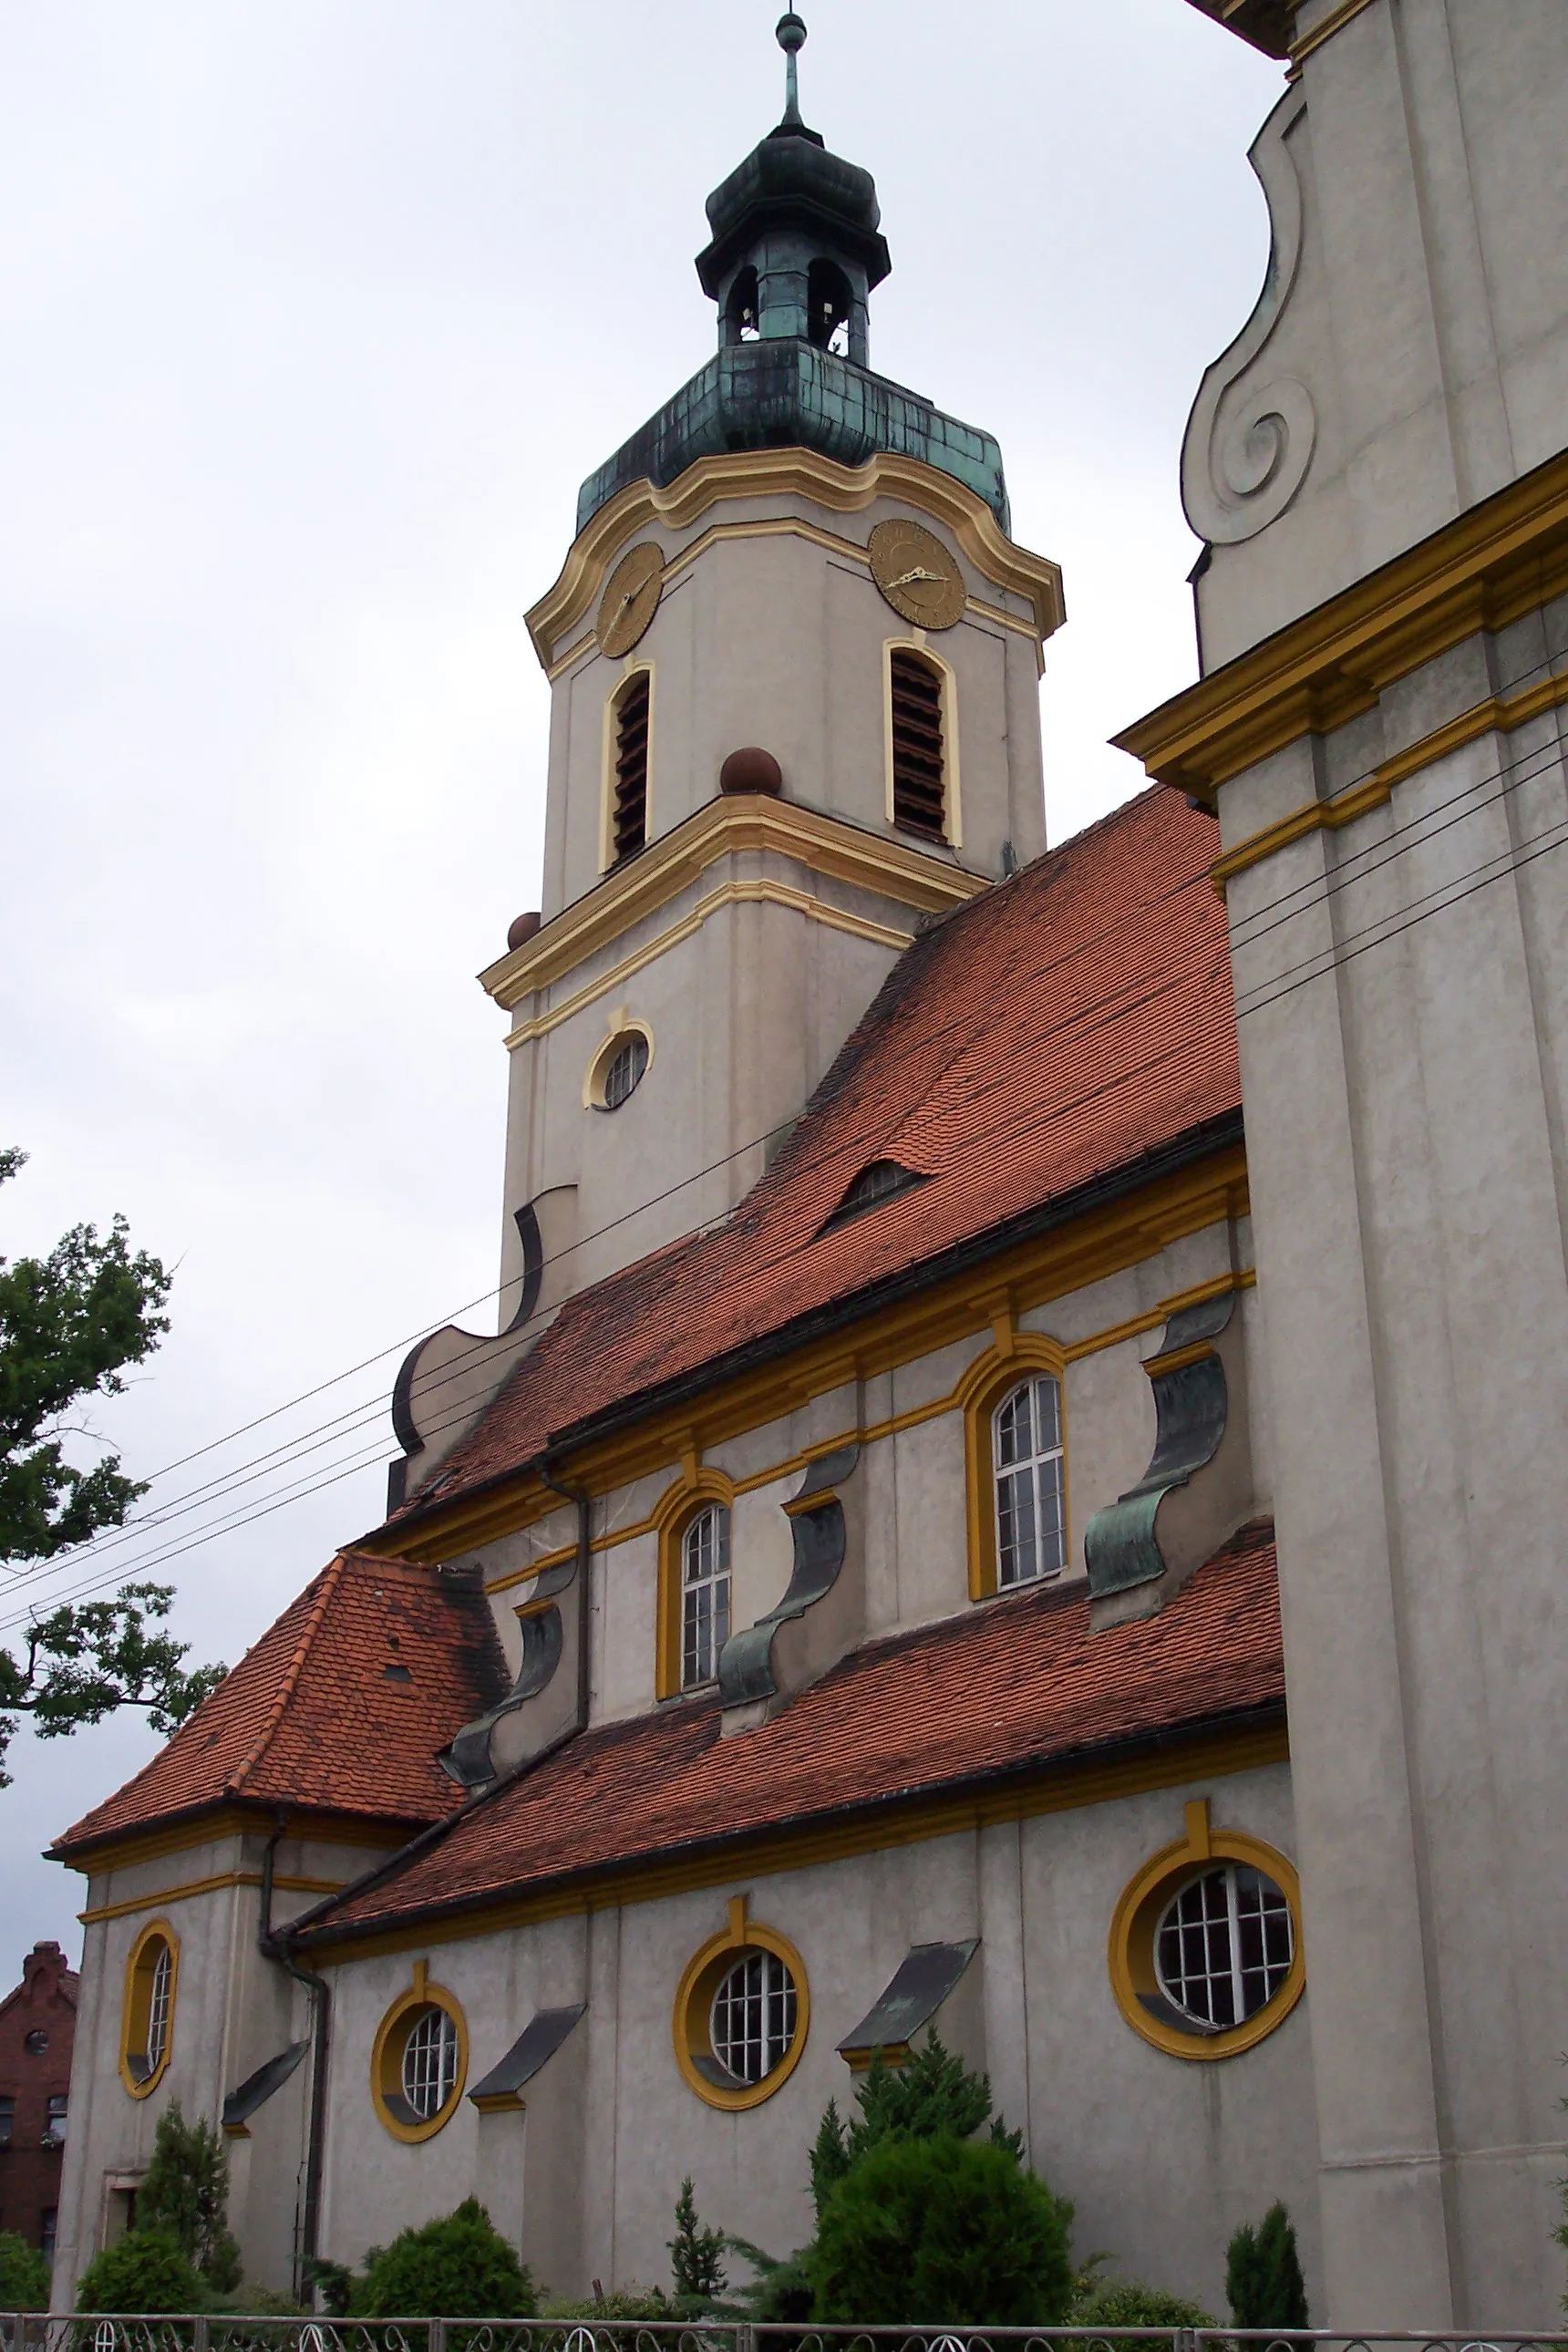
[{"left": 393, "top": 16, "right": 1065, "bottom": 1501}]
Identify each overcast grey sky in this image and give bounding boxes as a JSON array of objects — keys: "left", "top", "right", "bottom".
[{"left": 0, "top": 1, "right": 1280, "bottom": 1951}]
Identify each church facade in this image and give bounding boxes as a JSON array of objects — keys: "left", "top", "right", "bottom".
[{"left": 47, "top": 0, "right": 1568, "bottom": 2326}]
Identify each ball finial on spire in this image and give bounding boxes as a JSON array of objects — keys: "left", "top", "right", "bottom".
[{"left": 776, "top": 12, "right": 807, "bottom": 126}]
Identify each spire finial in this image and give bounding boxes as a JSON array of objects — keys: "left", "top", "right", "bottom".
[{"left": 776, "top": 13, "right": 807, "bottom": 128}]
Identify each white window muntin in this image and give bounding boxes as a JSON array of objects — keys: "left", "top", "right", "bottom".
[
  {"left": 401, "top": 2005, "right": 459, "bottom": 2120},
  {"left": 146, "top": 1944, "right": 173, "bottom": 2072},
  {"left": 681, "top": 1504, "right": 731, "bottom": 1688},
  {"left": 1155, "top": 1862, "right": 1295, "bottom": 2030},
  {"left": 710, "top": 1949, "right": 797, "bottom": 2085},
  {"left": 993, "top": 1374, "right": 1067, "bottom": 1588},
  {"left": 603, "top": 1032, "right": 648, "bottom": 1109}
]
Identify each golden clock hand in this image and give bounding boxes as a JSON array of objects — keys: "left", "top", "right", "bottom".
[{"left": 886, "top": 564, "right": 943, "bottom": 588}]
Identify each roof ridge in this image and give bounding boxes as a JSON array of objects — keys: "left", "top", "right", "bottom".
[{"left": 225, "top": 1552, "right": 347, "bottom": 1796}]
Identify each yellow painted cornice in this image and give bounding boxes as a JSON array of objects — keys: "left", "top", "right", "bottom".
[
  {"left": 547, "top": 515, "right": 1045, "bottom": 685},
  {"left": 1115, "top": 447, "right": 1568, "bottom": 804},
  {"left": 524, "top": 448, "right": 1067, "bottom": 676},
  {"left": 479, "top": 793, "right": 988, "bottom": 1014},
  {"left": 303, "top": 1716, "right": 1288, "bottom": 1966},
  {"left": 1288, "top": 0, "right": 1376, "bottom": 72},
  {"left": 375, "top": 1144, "right": 1249, "bottom": 1566},
  {"left": 479, "top": 1264, "right": 1256, "bottom": 1599},
  {"left": 501, "top": 875, "right": 919, "bottom": 1049},
  {"left": 53, "top": 1805, "right": 417, "bottom": 1879},
  {"left": 1211, "top": 665, "right": 1568, "bottom": 890},
  {"left": 79, "top": 1870, "right": 346, "bottom": 1927}
]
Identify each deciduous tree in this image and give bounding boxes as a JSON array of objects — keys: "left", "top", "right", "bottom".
[{"left": 0, "top": 1150, "right": 223, "bottom": 1784}]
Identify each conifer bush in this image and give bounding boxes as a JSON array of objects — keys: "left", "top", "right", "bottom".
[
  {"left": 726, "top": 2030, "right": 1062, "bottom": 2327},
  {"left": 0, "top": 2228, "right": 51, "bottom": 2311},
  {"left": 138, "top": 2103, "right": 242, "bottom": 2293},
  {"left": 76, "top": 2227, "right": 204, "bottom": 2315},
  {"left": 667, "top": 2177, "right": 726, "bottom": 2305},
  {"left": 1225, "top": 2202, "right": 1308, "bottom": 2329},
  {"left": 810, "top": 2131, "right": 1074, "bottom": 2325},
  {"left": 356, "top": 2198, "right": 536, "bottom": 2319}
]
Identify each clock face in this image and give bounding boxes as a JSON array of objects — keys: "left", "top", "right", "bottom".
[
  {"left": 597, "top": 542, "right": 665, "bottom": 657},
  {"left": 868, "top": 519, "right": 965, "bottom": 631}
]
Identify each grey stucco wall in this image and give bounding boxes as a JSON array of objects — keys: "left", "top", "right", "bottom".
[{"left": 309, "top": 1760, "right": 1310, "bottom": 2318}]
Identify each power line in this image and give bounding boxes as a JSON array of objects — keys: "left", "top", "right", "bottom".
[
  {"left": 0, "top": 953, "right": 1232, "bottom": 1631},
  {"left": 3, "top": 841, "right": 1224, "bottom": 1605},
  {"left": 1224, "top": 636, "right": 1568, "bottom": 942},
  {"left": 57, "top": 662, "right": 1568, "bottom": 1566},
  {"left": 12, "top": 686, "right": 1567, "bottom": 1627},
  {"left": 1228, "top": 725, "right": 1568, "bottom": 959},
  {"left": 1235, "top": 799, "right": 1568, "bottom": 1023}
]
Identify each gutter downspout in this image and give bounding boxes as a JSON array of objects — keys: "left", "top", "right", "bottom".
[{"left": 260, "top": 1811, "right": 331, "bottom": 2302}]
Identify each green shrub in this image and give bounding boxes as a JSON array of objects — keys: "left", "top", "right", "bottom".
[
  {"left": 539, "top": 2286, "right": 672, "bottom": 2320},
  {"left": 223, "top": 2282, "right": 308, "bottom": 2316},
  {"left": 724, "top": 2237, "right": 815, "bottom": 2324},
  {"left": 1226, "top": 2202, "right": 1308, "bottom": 2328},
  {"left": 0, "top": 2229, "right": 51, "bottom": 2311},
  {"left": 77, "top": 2227, "right": 205, "bottom": 2314},
  {"left": 357, "top": 2198, "right": 536, "bottom": 2319},
  {"left": 810, "top": 2033, "right": 1023, "bottom": 2222},
  {"left": 1070, "top": 2277, "right": 1217, "bottom": 2329},
  {"left": 138, "top": 2103, "right": 242, "bottom": 2293},
  {"left": 811, "top": 2131, "right": 1074, "bottom": 2325},
  {"left": 303, "top": 2256, "right": 355, "bottom": 2316}
]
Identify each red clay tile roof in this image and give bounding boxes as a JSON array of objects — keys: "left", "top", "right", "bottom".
[
  {"left": 299, "top": 1521, "right": 1283, "bottom": 1947},
  {"left": 399, "top": 786, "right": 1235, "bottom": 1518},
  {"left": 51, "top": 1553, "right": 507, "bottom": 1860}
]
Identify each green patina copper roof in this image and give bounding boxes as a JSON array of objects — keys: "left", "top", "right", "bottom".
[
  {"left": 574, "top": 12, "right": 1010, "bottom": 538},
  {"left": 575, "top": 342, "right": 1010, "bottom": 536}
]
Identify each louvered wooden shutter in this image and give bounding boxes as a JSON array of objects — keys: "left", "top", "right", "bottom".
[
  {"left": 613, "top": 673, "right": 650, "bottom": 860},
  {"left": 889, "top": 650, "right": 945, "bottom": 839}
]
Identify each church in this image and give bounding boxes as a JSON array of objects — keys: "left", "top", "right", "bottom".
[{"left": 46, "top": 0, "right": 1568, "bottom": 2326}]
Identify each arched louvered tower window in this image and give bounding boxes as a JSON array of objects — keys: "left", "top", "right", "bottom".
[
  {"left": 807, "top": 259, "right": 852, "bottom": 356},
  {"left": 888, "top": 647, "right": 948, "bottom": 841},
  {"left": 611, "top": 671, "right": 651, "bottom": 861}
]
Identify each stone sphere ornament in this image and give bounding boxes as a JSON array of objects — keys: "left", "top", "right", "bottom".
[{"left": 720, "top": 748, "right": 783, "bottom": 797}]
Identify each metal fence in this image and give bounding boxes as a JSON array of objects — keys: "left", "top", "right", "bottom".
[{"left": 5, "top": 2324, "right": 1568, "bottom": 2352}]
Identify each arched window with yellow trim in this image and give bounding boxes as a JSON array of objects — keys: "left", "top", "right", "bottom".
[
  {"left": 119, "top": 1921, "right": 178, "bottom": 2098},
  {"left": 993, "top": 1373, "right": 1067, "bottom": 1588},
  {"left": 654, "top": 1470, "right": 737, "bottom": 1700},
  {"left": 960, "top": 1336, "right": 1069, "bottom": 1601},
  {"left": 680, "top": 1502, "right": 731, "bottom": 1689}
]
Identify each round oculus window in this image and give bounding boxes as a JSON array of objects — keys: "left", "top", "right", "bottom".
[
  {"left": 709, "top": 1949, "right": 799, "bottom": 2086},
  {"left": 400, "top": 2003, "right": 460, "bottom": 2120},
  {"left": 601, "top": 1032, "right": 648, "bottom": 1110},
  {"left": 1155, "top": 1862, "right": 1295, "bottom": 2030}
]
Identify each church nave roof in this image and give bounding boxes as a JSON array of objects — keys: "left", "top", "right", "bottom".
[
  {"left": 291, "top": 1520, "right": 1284, "bottom": 1953},
  {"left": 391, "top": 781, "right": 1239, "bottom": 1537}
]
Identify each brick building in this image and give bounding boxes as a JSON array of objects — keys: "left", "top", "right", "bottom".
[{"left": 0, "top": 1943, "right": 77, "bottom": 2268}]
